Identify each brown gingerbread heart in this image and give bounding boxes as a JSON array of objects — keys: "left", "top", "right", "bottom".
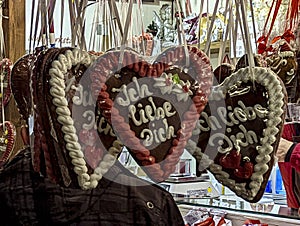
[
  {"left": 0, "top": 58, "right": 13, "bottom": 109},
  {"left": 0, "top": 121, "right": 16, "bottom": 167},
  {"left": 186, "top": 66, "right": 287, "bottom": 202},
  {"left": 89, "top": 46, "right": 213, "bottom": 181}
]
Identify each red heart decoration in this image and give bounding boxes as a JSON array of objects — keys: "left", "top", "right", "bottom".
[
  {"left": 79, "top": 129, "right": 98, "bottom": 146},
  {"left": 186, "top": 66, "right": 287, "bottom": 202},
  {"left": 89, "top": 46, "right": 213, "bottom": 181},
  {"left": 84, "top": 145, "right": 103, "bottom": 169},
  {"left": 234, "top": 161, "right": 254, "bottom": 179},
  {"left": 219, "top": 150, "right": 241, "bottom": 169},
  {"left": 0, "top": 121, "right": 16, "bottom": 167}
]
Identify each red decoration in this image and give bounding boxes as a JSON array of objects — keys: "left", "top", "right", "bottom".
[{"left": 219, "top": 150, "right": 241, "bottom": 169}]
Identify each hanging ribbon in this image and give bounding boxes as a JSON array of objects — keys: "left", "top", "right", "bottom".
[
  {"left": 88, "top": 0, "right": 100, "bottom": 51},
  {"left": 175, "top": 0, "right": 190, "bottom": 67},
  {"left": 271, "top": 29, "right": 295, "bottom": 44},
  {"left": 48, "top": 0, "right": 56, "bottom": 48},
  {"left": 217, "top": 0, "right": 232, "bottom": 65},
  {"left": 249, "top": 0, "right": 257, "bottom": 51},
  {"left": 185, "top": 0, "right": 192, "bottom": 17},
  {"left": 40, "top": 0, "right": 48, "bottom": 47},
  {"left": 118, "top": 0, "right": 133, "bottom": 71},
  {"left": 285, "top": 0, "right": 300, "bottom": 31},
  {"left": 197, "top": 0, "right": 204, "bottom": 49},
  {"left": 60, "top": 0, "right": 64, "bottom": 48},
  {"left": 238, "top": 0, "right": 256, "bottom": 89},
  {"left": 204, "top": 0, "right": 220, "bottom": 56},
  {"left": 257, "top": 0, "right": 282, "bottom": 54},
  {"left": 28, "top": 0, "right": 36, "bottom": 52}
]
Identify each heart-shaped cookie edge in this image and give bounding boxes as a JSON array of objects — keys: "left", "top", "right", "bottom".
[
  {"left": 186, "top": 66, "right": 287, "bottom": 202},
  {"left": 91, "top": 46, "right": 213, "bottom": 181}
]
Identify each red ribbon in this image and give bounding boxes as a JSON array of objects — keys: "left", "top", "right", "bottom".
[{"left": 271, "top": 29, "right": 295, "bottom": 44}]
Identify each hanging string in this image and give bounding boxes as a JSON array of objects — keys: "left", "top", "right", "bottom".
[
  {"left": 28, "top": 0, "right": 36, "bottom": 53},
  {"left": 235, "top": 1, "right": 247, "bottom": 54},
  {"left": 197, "top": 0, "right": 205, "bottom": 50},
  {"left": 41, "top": 0, "right": 48, "bottom": 47},
  {"left": 68, "top": 0, "right": 76, "bottom": 47},
  {"left": 88, "top": 0, "right": 100, "bottom": 51},
  {"left": 137, "top": 0, "right": 146, "bottom": 55},
  {"left": 239, "top": 0, "right": 256, "bottom": 89},
  {"left": 287, "top": 0, "right": 299, "bottom": 31},
  {"left": 230, "top": 2, "right": 238, "bottom": 65},
  {"left": 60, "top": 0, "right": 64, "bottom": 48},
  {"left": 48, "top": 0, "right": 57, "bottom": 48},
  {"left": 107, "top": 0, "right": 120, "bottom": 48},
  {"left": 75, "top": 0, "right": 88, "bottom": 50},
  {"left": 175, "top": 0, "right": 190, "bottom": 68},
  {"left": 257, "top": 0, "right": 282, "bottom": 54},
  {"left": 217, "top": 0, "right": 232, "bottom": 65},
  {"left": 108, "top": 0, "right": 124, "bottom": 39},
  {"left": 266, "top": 0, "right": 283, "bottom": 39},
  {"left": 33, "top": 0, "right": 41, "bottom": 49},
  {"left": 204, "top": 0, "right": 220, "bottom": 56},
  {"left": 249, "top": 0, "right": 257, "bottom": 50},
  {"left": 185, "top": 0, "right": 192, "bottom": 16},
  {"left": 118, "top": 0, "right": 133, "bottom": 71}
]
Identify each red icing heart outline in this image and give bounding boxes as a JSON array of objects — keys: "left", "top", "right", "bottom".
[
  {"left": 90, "top": 46, "right": 213, "bottom": 181},
  {"left": 0, "top": 121, "right": 16, "bottom": 167}
]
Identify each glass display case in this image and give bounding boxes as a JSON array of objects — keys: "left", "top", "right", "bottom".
[{"left": 175, "top": 194, "right": 300, "bottom": 225}]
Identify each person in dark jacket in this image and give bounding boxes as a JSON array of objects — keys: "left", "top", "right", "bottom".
[{"left": 0, "top": 147, "right": 184, "bottom": 226}]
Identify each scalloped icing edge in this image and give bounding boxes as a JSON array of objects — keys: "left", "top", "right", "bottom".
[
  {"left": 48, "top": 48, "right": 123, "bottom": 190},
  {"left": 187, "top": 66, "right": 286, "bottom": 201}
]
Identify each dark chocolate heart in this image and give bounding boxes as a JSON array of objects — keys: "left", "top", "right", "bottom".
[
  {"left": 89, "top": 46, "right": 213, "bottom": 181},
  {"left": 11, "top": 54, "right": 32, "bottom": 120},
  {"left": 186, "top": 66, "right": 287, "bottom": 202}
]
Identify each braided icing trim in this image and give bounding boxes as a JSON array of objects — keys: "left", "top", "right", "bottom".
[{"left": 49, "top": 49, "right": 122, "bottom": 190}]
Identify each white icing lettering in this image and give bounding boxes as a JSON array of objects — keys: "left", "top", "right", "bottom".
[
  {"left": 82, "top": 110, "right": 96, "bottom": 130},
  {"left": 72, "top": 84, "right": 94, "bottom": 107},
  {"left": 112, "top": 78, "right": 153, "bottom": 107},
  {"left": 98, "top": 117, "right": 116, "bottom": 137},
  {"left": 140, "top": 118, "right": 175, "bottom": 147}
]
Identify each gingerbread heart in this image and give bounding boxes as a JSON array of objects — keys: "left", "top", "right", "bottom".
[
  {"left": 266, "top": 42, "right": 298, "bottom": 100},
  {"left": 11, "top": 54, "right": 33, "bottom": 121},
  {"left": 89, "top": 46, "right": 213, "bottom": 181},
  {"left": 45, "top": 48, "right": 125, "bottom": 189},
  {"left": 186, "top": 66, "right": 287, "bottom": 202},
  {"left": 0, "top": 58, "right": 13, "bottom": 109},
  {"left": 0, "top": 121, "right": 16, "bottom": 167}
]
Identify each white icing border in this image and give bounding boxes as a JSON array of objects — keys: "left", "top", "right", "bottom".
[
  {"left": 187, "top": 66, "right": 285, "bottom": 201},
  {"left": 49, "top": 49, "right": 122, "bottom": 190}
]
